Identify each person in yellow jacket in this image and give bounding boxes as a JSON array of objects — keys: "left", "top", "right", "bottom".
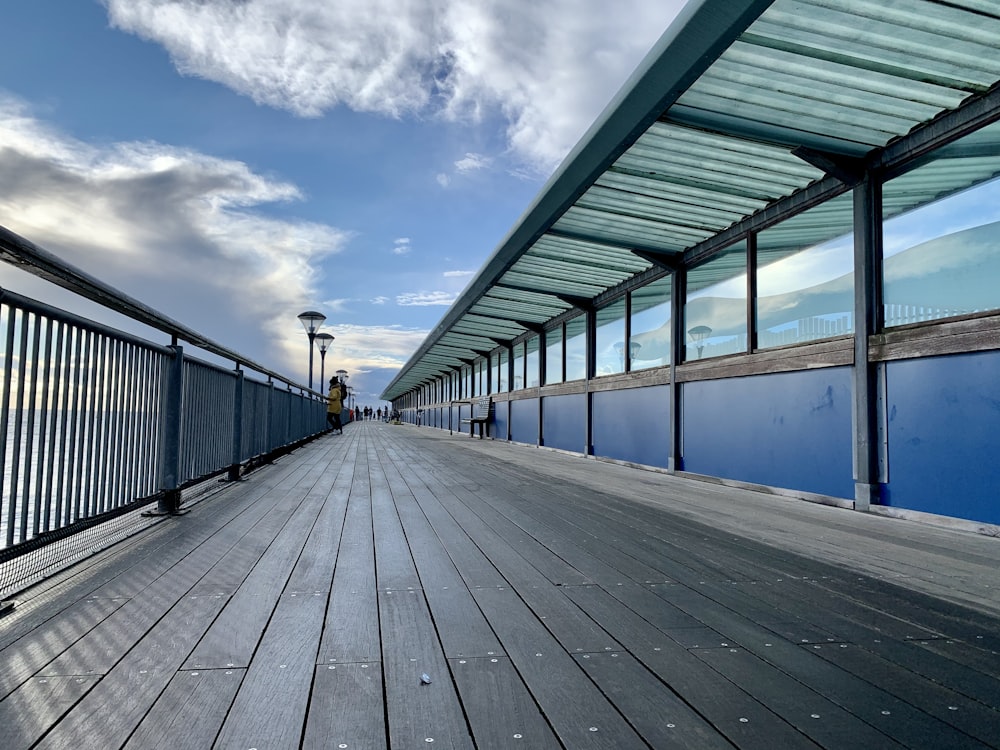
[{"left": 326, "top": 378, "right": 343, "bottom": 433}]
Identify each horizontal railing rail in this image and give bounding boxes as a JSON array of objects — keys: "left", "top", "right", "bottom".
[{"left": 0, "top": 225, "right": 326, "bottom": 601}]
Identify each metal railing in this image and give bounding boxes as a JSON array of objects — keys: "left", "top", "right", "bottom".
[{"left": 0, "top": 225, "right": 326, "bottom": 600}]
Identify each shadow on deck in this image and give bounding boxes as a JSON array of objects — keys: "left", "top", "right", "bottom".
[{"left": 1, "top": 421, "right": 999, "bottom": 749}]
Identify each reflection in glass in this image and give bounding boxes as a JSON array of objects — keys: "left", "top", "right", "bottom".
[
  {"left": 526, "top": 335, "right": 540, "bottom": 387},
  {"left": 512, "top": 342, "right": 525, "bottom": 391},
  {"left": 565, "top": 316, "right": 587, "bottom": 381},
  {"left": 756, "top": 193, "right": 854, "bottom": 349},
  {"left": 595, "top": 298, "right": 627, "bottom": 376},
  {"left": 630, "top": 276, "right": 671, "bottom": 370},
  {"left": 545, "top": 326, "right": 563, "bottom": 385},
  {"left": 685, "top": 241, "right": 747, "bottom": 360},
  {"left": 883, "top": 121, "right": 1000, "bottom": 326},
  {"left": 498, "top": 349, "right": 509, "bottom": 392}
]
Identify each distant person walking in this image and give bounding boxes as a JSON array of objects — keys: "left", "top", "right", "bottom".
[
  {"left": 376, "top": 407, "right": 382, "bottom": 421},
  {"left": 326, "top": 378, "right": 343, "bottom": 434}
]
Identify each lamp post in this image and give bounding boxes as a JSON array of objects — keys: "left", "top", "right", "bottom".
[
  {"left": 298, "top": 311, "right": 326, "bottom": 389},
  {"left": 315, "top": 333, "right": 334, "bottom": 388},
  {"left": 688, "top": 325, "right": 713, "bottom": 360}
]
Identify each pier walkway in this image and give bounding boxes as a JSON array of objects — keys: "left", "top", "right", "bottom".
[{"left": 1, "top": 420, "right": 999, "bottom": 749}]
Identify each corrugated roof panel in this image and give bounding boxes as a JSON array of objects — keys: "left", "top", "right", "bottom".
[
  {"left": 499, "top": 270, "right": 606, "bottom": 297},
  {"left": 552, "top": 207, "right": 702, "bottom": 252},
  {"left": 489, "top": 284, "right": 578, "bottom": 309},
  {"left": 529, "top": 236, "right": 654, "bottom": 270}
]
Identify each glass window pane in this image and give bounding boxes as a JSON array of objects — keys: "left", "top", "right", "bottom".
[
  {"left": 545, "top": 326, "right": 564, "bottom": 385},
  {"left": 595, "top": 298, "right": 627, "bottom": 376},
  {"left": 512, "top": 342, "right": 525, "bottom": 390},
  {"left": 526, "top": 335, "right": 540, "bottom": 387},
  {"left": 883, "top": 121, "right": 1000, "bottom": 326},
  {"left": 756, "top": 193, "right": 854, "bottom": 349},
  {"left": 565, "top": 315, "right": 587, "bottom": 381},
  {"left": 630, "top": 276, "right": 671, "bottom": 370},
  {"left": 498, "top": 349, "right": 509, "bottom": 392},
  {"left": 685, "top": 240, "right": 747, "bottom": 361},
  {"left": 490, "top": 352, "right": 500, "bottom": 394}
]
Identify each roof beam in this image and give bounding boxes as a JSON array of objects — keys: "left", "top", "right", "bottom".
[
  {"left": 630, "top": 248, "right": 681, "bottom": 270},
  {"left": 556, "top": 294, "right": 594, "bottom": 312},
  {"left": 792, "top": 146, "right": 865, "bottom": 187}
]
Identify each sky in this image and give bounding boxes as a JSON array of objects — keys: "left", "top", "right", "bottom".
[{"left": 0, "top": 0, "right": 688, "bottom": 407}]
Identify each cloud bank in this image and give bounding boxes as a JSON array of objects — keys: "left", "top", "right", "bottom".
[
  {"left": 103, "top": 0, "right": 687, "bottom": 171},
  {"left": 0, "top": 94, "right": 350, "bottom": 377}
]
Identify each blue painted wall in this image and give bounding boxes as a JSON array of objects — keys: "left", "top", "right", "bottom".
[
  {"left": 493, "top": 401, "right": 509, "bottom": 440},
  {"left": 683, "top": 368, "right": 854, "bottom": 499},
  {"left": 542, "top": 393, "right": 586, "bottom": 453},
  {"left": 883, "top": 351, "right": 1000, "bottom": 525},
  {"left": 592, "top": 386, "right": 670, "bottom": 468},
  {"left": 511, "top": 399, "right": 538, "bottom": 444}
]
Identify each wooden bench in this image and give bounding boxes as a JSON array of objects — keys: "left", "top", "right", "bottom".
[{"left": 461, "top": 396, "right": 492, "bottom": 439}]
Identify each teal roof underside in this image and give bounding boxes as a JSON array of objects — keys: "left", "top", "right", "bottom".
[{"left": 382, "top": 0, "right": 1000, "bottom": 401}]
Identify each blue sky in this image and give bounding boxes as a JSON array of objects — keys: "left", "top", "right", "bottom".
[{"left": 0, "top": 0, "right": 686, "bottom": 405}]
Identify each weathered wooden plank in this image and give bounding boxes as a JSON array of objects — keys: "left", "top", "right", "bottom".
[
  {"left": 810, "top": 642, "right": 1000, "bottom": 748},
  {"left": 694, "top": 646, "right": 911, "bottom": 749},
  {"left": 124, "top": 668, "right": 244, "bottom": 750},
  {"left": 36, "top": 593, "right": 226, "bottom": 750},
  {"left": 575, "top": 650, "right": 737, "bottom": 750},
  {"left": 284, "top": 441, "right": 355, "bottom": 593},
  {"left": 302, "top": 663, "right": 387, "bottom": 750},
  {"left": 562, "top": 582, "right": 821, "bottom": 750},
  {"left": 0, "top": 596, "right": 124, "bottom": 698},
  {"left": 406, "top": 461, "right": 592, "bottom": 586},
  {"left": 215, "top": 592, "right": 327, "bottom": 749},
  {"left": 371, "top": 461, "right": 422, "bottom": 591},
  {"left": 403, "top": 480, "right": 509, "bottom": 589},
  {"left": 379, "top": 588, "right": 474, "bottom": 749},
  {"left": 385, "top": 465, "right": 506, "bottom": 658},
  {"left": 652, "top": 584, "right": 994, "bottom": 750},
  {"left": 182, "top": 486, "right": 326, "bottom": 670},
  {"left": 471, "top": 585, "right": 648, "bottom": 750},
  {"left": 316, "top": 487, "right": 380, "bottom": 664},
  {"left": 0, "top": 675, "right": 100, "bottom": 749},
  {"left": 450, "top": 656, "right": 560, "bottom": 749}
]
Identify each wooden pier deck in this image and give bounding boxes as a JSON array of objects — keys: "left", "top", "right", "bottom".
[{"left": 1, "top": 420, "right": 999, "bottom": 749}]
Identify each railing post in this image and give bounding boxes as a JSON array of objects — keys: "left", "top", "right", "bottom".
[
  {"left": 265, "top": 379, "right": 275, "bottom": 453},
  {"left": 228, "top": 366, "right": 244, "bottom": 481},
  {"left": 150, "top": 344, "right": 184, "bottom": 515}
]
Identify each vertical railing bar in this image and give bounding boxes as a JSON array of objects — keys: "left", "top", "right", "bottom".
[
  {"left": 106, "top": 338, "right": 125, "bottom": 511},
  {"left": 21, "top": 314, "right": 42, "bottom": 540},
  {"left": 110, "top": 339, "right": 126, "bottom": 508},
  {"left": 83, "top": 332, "right": 104, "bottom": 519},
  {"left": 55, "top": 324, "right": 75, "bottom": 527},
  {"left": 0, "top": 304, "right": 18, "bottom": 546},
  {"left": 98, "top": 337, "right": 114, "bottom": 514},
  {"left": 128, "top": 345, "right": 143, "bottom": 501},
  {"left": 122, "top": 343, "right": 140, "bottom": 505},
  {"left": 43, "top": 319, "right": 64, "bottom": 532},
  {"left": 32, "top": 317, "right": 54, "bottom": 536},
  {"left": 143, "top": 348, "right": 160, "bottom": 497},
  {"left": 10, "top": 311, "right": 31, "bottom": 545},
  {"left": 72, "top": 329, "right": 92, "bottom": 522}
]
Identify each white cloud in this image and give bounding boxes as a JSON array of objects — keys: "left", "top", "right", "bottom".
[
  {"left": 396, "top": 291, "right": 457, "bottom": 306},
  {"left": 436, "top": 173, "right": 451, "bottom": 188},
  {"left": 392, "top": 237, "right": 412, "bottom": 255},
  {"left": 103, "top": 0, "right": 688, "bottom": 171},
  {"left": 0, "top": 94, "right": 350, "bottom": 380},
  {"left": 454, "top": 152, "right": 491, "bottom": 173},
  {"left": 318, "top": 323, "right": 429, "bottom": 400},
  {"left": 443, "top": 270, "right": 474, "bottom": 278},
  {"left": 371, "top": 296, "right": 389, "bottom": 305}
]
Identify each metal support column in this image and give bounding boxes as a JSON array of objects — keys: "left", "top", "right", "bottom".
[
  {"left": 668, "top": 269, "right": 685, "bottom": 473},
  {"left": 149, "top": 344, "right": 184, "bottom": 515},
  {"left": 853, "top": 175, "right": 883, "bottom": 512},
  {"left": 227, "top": 367, "right": 245, "bottom": 481}
]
